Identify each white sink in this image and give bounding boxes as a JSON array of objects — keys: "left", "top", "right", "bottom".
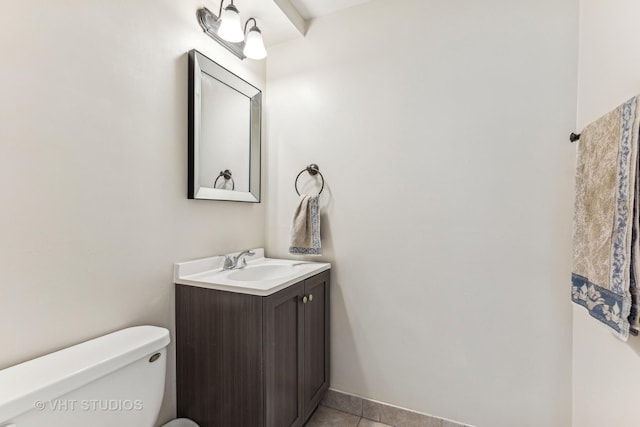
[
  {"left": 173, "top": 248, "right": 330, "bottom": 296},
  {"left": 228, "top": 263, "right": 300, "bottom": 281}
]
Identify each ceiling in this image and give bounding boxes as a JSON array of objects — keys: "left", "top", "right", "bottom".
[
  {"left": 289, "top": 0, "right": 371, "bottom": 20},
  {"left": 219, "top": 0, "right": 372, "bottom": 47}
]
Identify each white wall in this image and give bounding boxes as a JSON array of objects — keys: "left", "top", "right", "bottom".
[
  {"left": 266, "top": 1, "right": 578, "bottom": 426},
  {"left": 0, "top": 1, "right": 265, "bottom": 424},
  {"left": 573, "top": 1, "right": 640, "bottom": 426}
]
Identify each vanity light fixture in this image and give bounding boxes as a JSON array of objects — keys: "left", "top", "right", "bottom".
[
  {"left": 196, "top": 3, "right": 267, "bottom": 61},
  {"left": 243, "top": 18, "right": 267, "bottom": 60},
  {"left": 217, "top": 0, "right": 244, "bottom": 43}
]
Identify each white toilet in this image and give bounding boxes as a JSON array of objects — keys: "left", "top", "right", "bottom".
[{"left": 0, "top": 326, "right": 197, "bottom": 427}]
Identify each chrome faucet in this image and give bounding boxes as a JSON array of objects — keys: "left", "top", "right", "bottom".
[{"left": 223, "top": 250, "right": 256, "bottom": 270}]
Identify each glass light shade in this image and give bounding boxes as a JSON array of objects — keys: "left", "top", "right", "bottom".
[
  {"left": 243, "top": 27, "right": 267, "bottom": 60},
  {"left": 217, "top": 5, "right": 244, "bottom": 43}
]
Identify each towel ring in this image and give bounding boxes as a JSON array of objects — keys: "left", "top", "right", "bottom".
[
  {"left": 295, "top": 164, "right": 324, "bottom": 196},
  {"left": 214, "top": 169, "right": 235, "bottom": 190}
]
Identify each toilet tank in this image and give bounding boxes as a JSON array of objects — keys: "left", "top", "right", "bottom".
[{"left": 0, "top": 326, "right": 170, "bottom": 427}]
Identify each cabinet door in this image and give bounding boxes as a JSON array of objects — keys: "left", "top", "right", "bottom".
[
  {"left": 176, "top": 285, "right": 264, "bottom": 427},
  {"left": 264, "top": 281, "right": 305, "bottom": 427},
  {"left": 303, "top": 270, "right": 330, "bottom": 420}
]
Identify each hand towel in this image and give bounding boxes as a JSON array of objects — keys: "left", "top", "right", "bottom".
[
  {"left": 572, "top": 95, "right": 640, "bottom": 341},
  {"left": 289, "top": 194, "right": 321, "bottom": 255}
]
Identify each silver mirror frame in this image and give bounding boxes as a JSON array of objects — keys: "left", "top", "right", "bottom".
[{"left": 188, "top": 49, "right": 261, "bottom": 202}]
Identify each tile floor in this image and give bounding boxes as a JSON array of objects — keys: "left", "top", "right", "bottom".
[
  {"left": 306, "top": 405, "right": 393, "bottom": 427},
  {"left": 316, "top": 389, "right": 466, "bottom": 427}
]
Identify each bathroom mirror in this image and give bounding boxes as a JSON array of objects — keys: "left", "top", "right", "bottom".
[{"left": 188, "top": 49, "right": 261, "bottom": 202}]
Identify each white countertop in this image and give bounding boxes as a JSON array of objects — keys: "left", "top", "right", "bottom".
[{"left": 173, "top": 248, "right": 331, "bottom": 296}]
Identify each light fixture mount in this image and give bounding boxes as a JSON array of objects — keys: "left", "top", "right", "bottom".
[
  {"left": 197, "top": 7, "right": 246, "bottom": 60},
  {"left": 244, "top": 17, "right": 260, "bottom": 34}
]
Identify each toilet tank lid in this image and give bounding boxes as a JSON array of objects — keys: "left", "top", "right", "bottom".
[{"left": 0, "top": 325, "right": 170, "bottom": 422}]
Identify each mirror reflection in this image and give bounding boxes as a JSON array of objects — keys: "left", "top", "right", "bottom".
[
  {"left": 188, "top": 49, "right": 261, "bottom": 202},
  {"left": 201, "top": 75, "right": 249, "bottom": 191}
]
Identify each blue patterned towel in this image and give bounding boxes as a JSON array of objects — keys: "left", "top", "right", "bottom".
[
  {"left": 289, "top": 195, "right": 321, "bottom": 255},
  {"left": 572, "top": 96, "right": 640, "bottom": 341}
]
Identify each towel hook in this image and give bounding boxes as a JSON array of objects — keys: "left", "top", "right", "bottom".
[
  {"left": 295, "top": 164, "right": 325, "bottom": 196},
  {"left": 214, "top": 169, "right": 235, "bottom": 190}
]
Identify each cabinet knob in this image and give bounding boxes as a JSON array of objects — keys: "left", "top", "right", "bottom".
[
  {"left": 302, "top": 296, "right": 308, "bottom": 304},
  {"left": 308, "top": 294, "right": 313, "bottom": 302}
]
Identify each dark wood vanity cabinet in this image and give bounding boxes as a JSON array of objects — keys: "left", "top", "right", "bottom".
[{"left": 176, "top": 270, "right": 330, "bottom": 427}]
